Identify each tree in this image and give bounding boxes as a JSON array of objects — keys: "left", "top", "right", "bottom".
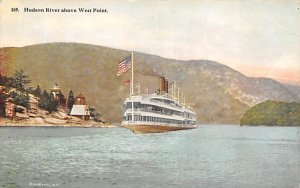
[
  {"left": 33, "top": 85, "right": 42, "bottom": 97},
  {"left": 38, "top": 90, "right": 58, "bottom": 113},
  {"left": 39, "top": 90, "right": 50, "bottom": 111},
  {"left": 0, "top": 88, "right": 9, "bottom": 117},
  {"left": 11, "top": 91, "right": 30, "bottom": 109},
  {"left": 49, "top": 93, "right": 58, "bottom": 112},
  {"left": 0, "top": 73, "right": 11, "bottom": 87},
  {"left": 42, "top": 90, "right": 49, "bottom": 98},
  {"left": 11, "top": 69, "right": 31, "bottom": 90},
  {"left": 57, "top": 92, "right": 66, "bottom": 107},
  {"left": 67, "top": 90, "right": 75, "bottom": 110},
  {"left": 89, "top": 106, "right": 102, "bottom": 122}
]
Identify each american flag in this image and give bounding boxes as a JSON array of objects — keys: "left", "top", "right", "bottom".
[
  {"left": 123, "top": 80, "right": 130, "bottom": 85},
  {"left": 117, "top": 56, "right": 131, "bottom": 76}
]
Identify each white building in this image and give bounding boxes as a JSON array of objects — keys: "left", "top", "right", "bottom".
[{"left": 70, "top": 93, "right": 90, "bottom": 120}]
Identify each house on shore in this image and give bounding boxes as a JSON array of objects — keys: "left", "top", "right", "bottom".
[{"left": 70, "top": 93, "right": 90, "bottom": 120}]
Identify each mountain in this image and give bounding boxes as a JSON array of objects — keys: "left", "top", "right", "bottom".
[
  {"left": 0, "top": 43, "right": 299, "bottom": 124},
  {"left": 282, "top": 84, "right": 300, "bottom": 100},
  {"left": 240, "top": 100, "right": 300, "bottom": 126}
]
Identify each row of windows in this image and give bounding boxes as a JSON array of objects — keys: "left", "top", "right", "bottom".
[
  {"left": 150, "top": 98, "right": 179, "bottom": 107},
  {"left": 123, "top": 115, "right": 196, "bottom": 125},
  {"left": 125, "top": 102, "right": 192, "bottom": 117}
]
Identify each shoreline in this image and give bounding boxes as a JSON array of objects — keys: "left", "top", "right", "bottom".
[
  {"left": 0, "top": 125, "right": 118, "bottom": 128},
  {"left": 0, "top": 118, "right": 118, "bottom": 128},
  {"left": 0, "top": 124, "right": 119, "bottom": 128}
]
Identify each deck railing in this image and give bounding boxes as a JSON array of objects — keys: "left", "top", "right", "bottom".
[
  {"left": 122, "top": 121, "right": 197, "bottom": 127},
  {"left": 126, "top": 108, "right": 186, "bottom": 117}
]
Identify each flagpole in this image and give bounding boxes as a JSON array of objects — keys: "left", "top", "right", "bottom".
[
  {"left": 131, "top": 51, "right": 134, "bottom": 123},
  {"left": 129, "top": 80, "right": 131, "bottom": 98}
]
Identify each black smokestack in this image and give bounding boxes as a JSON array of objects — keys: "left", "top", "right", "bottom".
[
  {"left": 164, "top": 80, "right": 168, "bottom": 94},
  {"left": 159, "top": 76, "right": 165, "bottom": 95}
]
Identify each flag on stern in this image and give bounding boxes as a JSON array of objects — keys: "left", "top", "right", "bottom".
[
  {"left": 117, "top": 55, "right": 131, "bottom": 76},
  {"left": 123, "top": 80, "right": 130, "bottom": 85}
]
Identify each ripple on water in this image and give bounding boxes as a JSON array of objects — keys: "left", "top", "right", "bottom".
[{"left": 0, "top": 126, "right": 299, "bottom": 188}]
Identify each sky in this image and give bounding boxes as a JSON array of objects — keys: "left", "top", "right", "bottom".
[{"left": 1, "top": 0, "right": 300, "bottom": 85}]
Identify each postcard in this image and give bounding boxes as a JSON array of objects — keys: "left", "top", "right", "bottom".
[{"left": 0, "top": 0, "right": 299, "bottom": 187}]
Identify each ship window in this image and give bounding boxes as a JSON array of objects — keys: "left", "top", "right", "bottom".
[{"left": 133, "top": 102, "right": 141, "bottom": 108}]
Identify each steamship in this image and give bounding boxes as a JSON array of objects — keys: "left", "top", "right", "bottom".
[{"left": 121, "top": 77, "right": 197, "bottom": 134}]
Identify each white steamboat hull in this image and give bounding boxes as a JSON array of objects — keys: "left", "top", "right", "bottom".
[{"left": 122, "top": 123, "right": 196, "bottom": 134}]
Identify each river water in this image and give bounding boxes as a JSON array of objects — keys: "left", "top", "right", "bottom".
[{"left": 0, "top": 125, "right": 299, "bottom": 188}]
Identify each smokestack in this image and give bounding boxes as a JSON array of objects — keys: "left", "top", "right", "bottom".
[
  {"left": 164, "top": 80, "right": 168, "bottom": 94},
  {"left": 159, "top": 76, "right": 165, "bottom": 95}
]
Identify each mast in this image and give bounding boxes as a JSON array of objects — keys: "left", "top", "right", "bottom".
[
  {"left": 171, "top": 83, "right": 173, "bottom": 98},
  {"left": 137, "top": 83, "right": 141, "bottom": 95},
  {"left": 131, "top": 51, "right": 134, "bottom": 123},
  {"left": 173, "top": 81, "right": 176, "bottom": 100},
  {"left": 178, "top": 87, "right": 180, "bottom": 104}
]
